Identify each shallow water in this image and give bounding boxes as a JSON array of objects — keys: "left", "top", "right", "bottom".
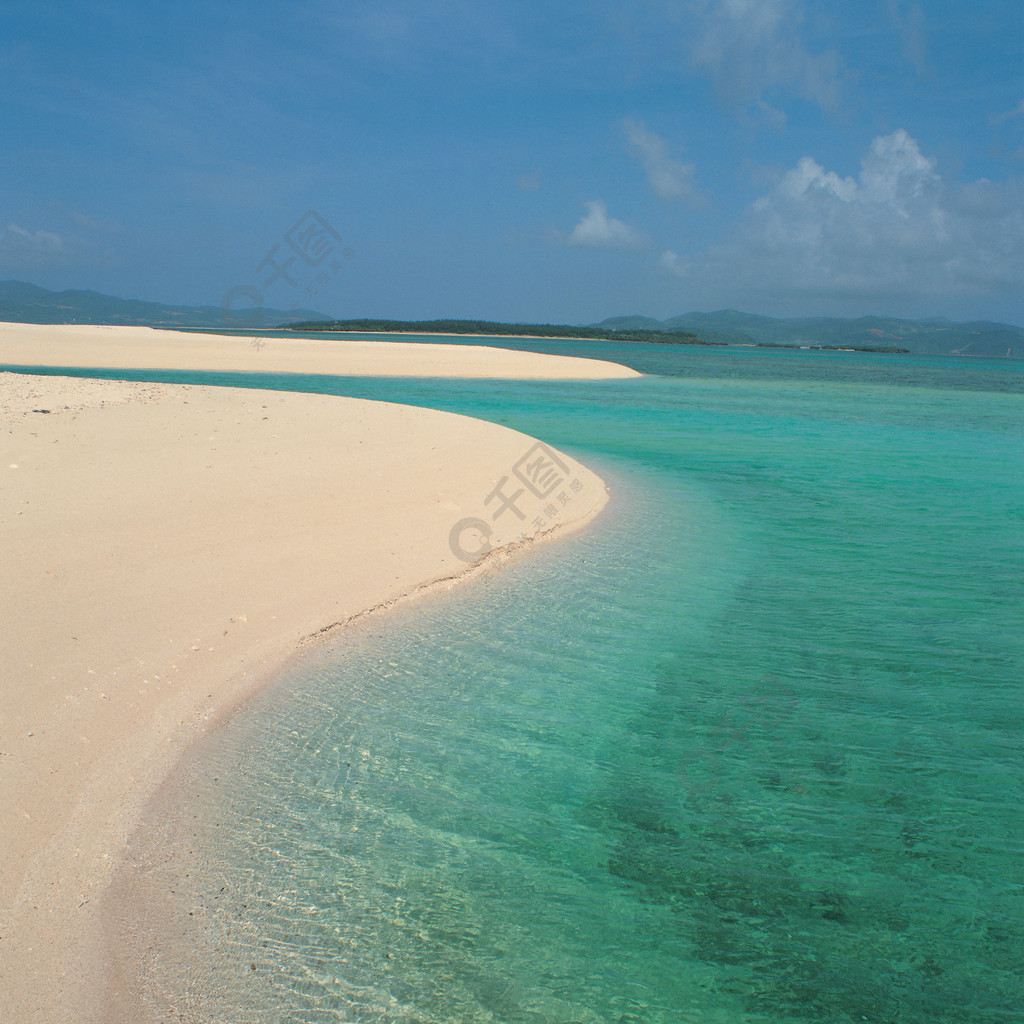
[{"left": 29, "top": 347, "right": 1022, "bottom": 1022}]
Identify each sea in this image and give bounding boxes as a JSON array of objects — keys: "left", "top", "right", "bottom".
[{"left": 8, "top": 340, "right": 1023, "bottom": 1022}]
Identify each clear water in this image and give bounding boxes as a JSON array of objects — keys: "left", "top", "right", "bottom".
[{"left": 10, "top": 347, "right": 1022, "bottom": 1021}]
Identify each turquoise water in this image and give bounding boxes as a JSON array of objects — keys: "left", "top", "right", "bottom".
[{"left": 10, "top": 348, "right": 1022, "bottom": 1021}]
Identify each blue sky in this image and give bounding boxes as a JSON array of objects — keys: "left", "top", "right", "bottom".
[{"left": 2, "top": 0, "right": 1022, "bottom": 324}]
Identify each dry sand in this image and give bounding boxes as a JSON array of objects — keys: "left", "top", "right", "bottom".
[
  {"left": 0, "top": 322, "right": 641, "bottom": 378},
  {"left": 0, "top": 329, "right": 633, "bottom": 1022}
]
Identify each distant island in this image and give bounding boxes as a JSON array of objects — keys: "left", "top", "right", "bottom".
[
  {"left": 284, "top": 317, "right": 911, "bottom": 353},
  {"left": 282, "top": 318, "right": 718, "bottom": 346}
]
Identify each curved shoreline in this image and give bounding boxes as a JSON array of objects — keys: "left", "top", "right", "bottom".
[
  {"left": 0, "top": 322, "right": 641, "bottom": 379},
  {"left": 0, "top": 358, "right": 622, "bottom": 1023},
  {"left": 99, "top": 503, "right": 613, "bottom": 1023}
]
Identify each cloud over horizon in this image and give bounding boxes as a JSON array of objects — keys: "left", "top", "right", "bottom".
[
  {"left": 623, "top": 119, "right": 703, "bottom": 204},
  {"left": 686, "top": 0, "right": 843, "bottom": 120},
  {"left": 566, "top": 200, "right": 649, "bottom": 250},
  {"left": 686, "top": 130, "right": 1024, "bottom": 309},
  {"left": 0, "top": 224, "right": 72, "bottom": 269}
]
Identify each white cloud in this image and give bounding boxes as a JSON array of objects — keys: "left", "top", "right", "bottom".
[
  {"left": 53, "top": 202, "right": 120, "bottom": 234},
  {"left": 885, "top": 0, "right": 928, "bottom": 72},
  {"left": 686, "top": 0, "right": 842, "bottom": 117},
  {"left": 689, "top": 131, "right": 1024, "bottom": 306},
  {"left": 993, "top": 98, "right": 1024, "bottom": 126},
  {"left": 660, "top": 250, "right": 689, "bottom": 278},
  {"left": 326, "top": 0, "right": 516, "bottom": 68},
  {"left": 0, "top": 224, "right": 71, "bottom": 268},
  {"left": 623, "top": 119, "right": 703, "bottom": 204},
  {"left": 567, "top": 200, "right": 648, "bottom": 250}
]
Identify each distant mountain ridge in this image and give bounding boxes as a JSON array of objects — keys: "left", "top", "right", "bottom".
[
  {"left": 0, "top": 280, "right": 329, "bottom": 329},
  {"left": 1, "top": 281, "right": 1020, "bottom": 358},
  {"left": 594, "top": 310, "right": 1024, "bottom": 358}
]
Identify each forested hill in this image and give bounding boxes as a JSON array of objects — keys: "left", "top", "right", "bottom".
[
  {"left": 286, "top": 316, "right": 910, "bottom": 352},
  {"left": 0, "top": 280, "right": 327, "bottom": 329}
]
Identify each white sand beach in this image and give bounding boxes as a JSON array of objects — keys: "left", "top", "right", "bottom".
[
  {"left": 0, "top": 326, "right": 635, "bottom": 1022},
  {"left": 0, "top": 322, "right": 640, "bottom": 378}
]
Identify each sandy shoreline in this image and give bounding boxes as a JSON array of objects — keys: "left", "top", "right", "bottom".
[
  {"left": 0, "top": 322, "right": 640, "bottom": 378},
  {"left": 0, "top": 327, "right": 632, "bottom": 1022}
]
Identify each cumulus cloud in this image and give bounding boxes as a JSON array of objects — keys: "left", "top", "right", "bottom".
[
  {"left": 686, "top": 0, "right": 842, "bottom": 118},
  {"left": 567, "top": 200, "right": 648, "bottom": 250},
  {"left": 0, "top": 224, "right": 72, "bottom": 268},
  {"left": 623, "top": 119, "right": 703, "bottom": 204},
  {"left": 660, "top": 249, "right": 689, "bottom": 278},
  {"left": 692, "top": 130, "right": 1024, "bottom": 305}
]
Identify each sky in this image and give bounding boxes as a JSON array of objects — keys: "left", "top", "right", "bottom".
[{"left": 1, "top": 0, "right": 1023, "bottom": 325}]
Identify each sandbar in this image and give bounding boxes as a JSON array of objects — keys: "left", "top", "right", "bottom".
[
  {"left": 0, "top": 328, "right": 631, "bottom": 1022},
  {"left": 0, "top": 322, "right": 641, "bottom": 378}
]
